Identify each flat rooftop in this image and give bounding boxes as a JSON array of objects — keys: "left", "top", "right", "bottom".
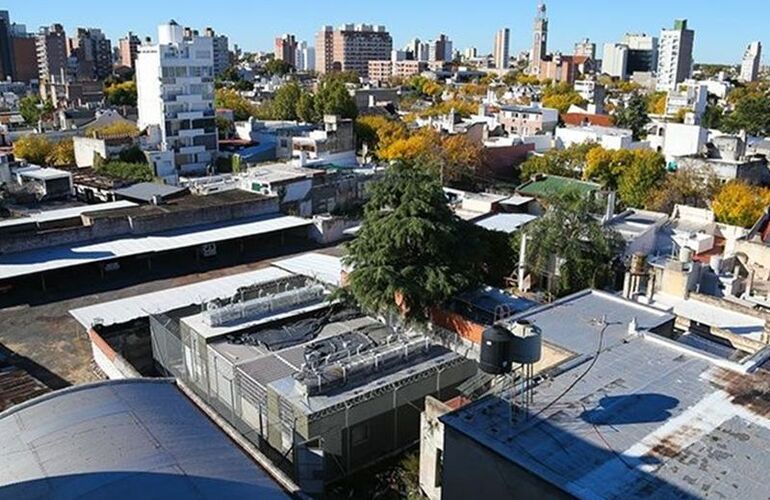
[
  {"left": 0, "top": 214, "right": 311, "bottom": 281},
  {"left": 474, "top": 213, "right": 538, "bottom": 234},
  {"left": 0, "top": 200, "right": 138, "bottom": 230},
  {"left": 441, "top": 290, "right": 770, "bottom": 499},
  {"left": 0, "top": 379, "right": 290, "bottom": 499},
  {"left": 606, "top": 209, "right": 669, "bottom": 242}
]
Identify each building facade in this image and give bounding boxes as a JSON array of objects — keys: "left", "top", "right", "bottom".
[
  {"left": 11, "top": 34, "right": 38, "bottom": 82},
  {"left": 36, "top": 24, "right": 68, "bottom": 82},
  {"left": 602, "top": 42, "right": 628, "bottom": 79},
  {"left": 203, "top": 28, "right": 229, "bottom": 77},
  {"left": 0, "top": 11, "right": 13, "bottom": 81},
  {"left": 529, "top": 2, "right": 548, "bottom": 75},
  {"left": 274, "top": 33, "right": 298, "bottom": 67},
  {"left": 295, "top": 41, "right": 315, "bottom": 72},
  {"left": 118, "top": 32, "right": 140, "bottom": 70},
  {"left": 136, "top": 21, "right": 217, "bottom": 180},
  {"left": 623, "top": 33, "right": 658, "bottom": 75},
  {"left": 68, "top": 28, "right": 113, "bottom": 81},
  {"left": 315, "top": 24, "right": 392, "bottom": 77},
  {"left": 739, "top": 41, "right": 762, "bottom": 83},
  {"left": 493, "top": 28, "right": 510, "bottom": 69},
  {"left": 656, "top": 19, "right": 694, "bottom": 91},
  {"left": 574, "top": 38, "right": 596, "bottom": 60}
]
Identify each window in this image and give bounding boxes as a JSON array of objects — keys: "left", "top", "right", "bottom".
[
  {"left": 434, "top": 449, "right": 443, "bottom": 488},
  {"left": 350, "top": 423, "right": 369, "bottom": 446}
]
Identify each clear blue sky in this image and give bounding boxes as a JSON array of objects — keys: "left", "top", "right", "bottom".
[{"left": 4, "top": 0, "right": 766, "bottom": 64}]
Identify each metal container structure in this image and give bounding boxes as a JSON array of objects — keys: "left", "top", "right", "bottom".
[
  {"left": 509, "top": 320, "right": 542, "bottom": 364},
  {"left": 479, "top": 325, "right": 514, "bottom": 375}
]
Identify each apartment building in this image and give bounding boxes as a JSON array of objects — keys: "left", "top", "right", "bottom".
[
  {"left": 740, "top": 41, "right": 762, "bottom": 83},
  {"left": 118, "top": 32, "right": 140, "bottom": 70},
  {"left": 68, "top": 28, "right": 113, "bottom": 80},
  {"left": 274, "top": 33, "right": 298, "bottom": 67},
  {"left": 315, "top": 24, "right": 392, "bottom": 77},
  {"left": 493, "top": 28, "right": 510, "bottom": 69},
  {"left": 36, "top": 24, "right": 68, "bottom": 82},
  {"left": 295, "top": 41, "right": 315, "bottom": 72},
  {"left": 657, "top": 19, "right": 694, "bottom": 91},
  {"left": 623, "top": 33, "right": 658, "bottom": 74},
  {"left": 136, "top": 21, "right": 217, "bottom": 180},
  {"left": 574, "top": 38, "right": 596, "bottom": 59},
  {"left": 203, "top": 27, "right": 229, "bottom": 77}
]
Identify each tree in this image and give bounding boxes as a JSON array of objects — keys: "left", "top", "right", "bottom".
[
  {"left": 215, "top": 116, "right": 233, "bottom": 140},
  {"left": 12, "top": 135, "right": 53, "bottom": 165},
  {"left": 646, "top": 91, "right": 667, "bottom": 115},
  {"left": 86, "top": 121, "right": 139, "bottom": 138},
  {"left": 18, "top": 96, "right": 54, "bottom": 125},
  {"left": 270, "top": 82, "right": 301, "bottom": 120},
  {"left": 343, "top": 163, "right": 481, "bottom": 321},
  {"left": 105, "top": 81, "right": 137, "bottom": 107},
  {"left": 296, "top": 91, "right": 317, "bottom": 123},
  {"left": 520, "top": 143, "right": 598, "bottom": 180},
  {"left": 616, "top": 149, "right": 666, "bottom": 208},
  {"left": 712, "top": 181, "right": 770, "bottom": 228},
  {"left": 378, "top": 128, "right": 482, "bottom": 186},
  {"left": 215, "top": 88, "right": 257, "bottom": 120},
  {"left": 117, "top": 145, "right": 148, "bottom": 164},
  {"left": 540, "top": 82, "right": 586, "bottom": 114},
  {"left": 701, "top": 104, "right": 723, "bottom": 130},
  {"left": 355, "top": 115, "right": 408, "bottom": 156},
  {"left": 614, "top": 93, "right": 650, "bottom": 140},
  {"left": 522, "top": 192, "right": 624, "bottom": 298},
  {"left": 722, "top": 94, "right": 770, "bottom": 136},
  {"left": 264, "top": 58, "right": 294, "bottom": 76},
  {"left": 96, "top": 161, "right": 155, "bottom": 182},
  {"left": 646, "top": 167, "right": 720, "bottom": 214},
  {"left": 46, "top": 139, "right": 75, "bottom": 166},
  {"left": 314, "top": 78, "right": 358, "bottom": 119}
]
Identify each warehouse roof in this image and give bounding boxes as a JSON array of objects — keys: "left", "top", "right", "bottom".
[
  {"left": 441, "top": 290, "right": 770, "bottom": 499},
  {"left": 0, "top": 200, "right": 138, "bottom": 229},
  {"left": 0, "top": 214, "right": 312, "bottom": 281},
  {"left": 0, "top": 379, "right": 289, "bottom": 499},
  {"left": 69, "top": 266, "right": 292, "bottom": 329}
]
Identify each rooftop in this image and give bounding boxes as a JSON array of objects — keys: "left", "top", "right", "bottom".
[
  {"left": 517, "top": 175, "right": 600, "bottom": 198},
  {"left": 441, "top": 289, "right": 770, "bottom": 499},
  {"left": 474, "top": 213, "right": 538, "bottom": 234},
  {"left": 606, "top": 209, "right": 669, "bottom": 242},
  {"left": 0, "top": 379, "right": 290, "bottom": 499},
  {"left": 0, "top": 200, "right": 138, "bottom": 230},
  {"left": 0, "top": 214, "right": 312, "bottom": 281},
  {"left": 112, "top": 182, "right": 188, "bottom": 203}
]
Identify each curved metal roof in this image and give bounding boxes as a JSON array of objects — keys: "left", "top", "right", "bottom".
[{"left": 0, "top": 379, "right": 289, "bottom": 500}]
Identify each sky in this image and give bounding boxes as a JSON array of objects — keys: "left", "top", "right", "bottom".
[{"left": 4, "top": 0, "right": 767, "bottom": 64}]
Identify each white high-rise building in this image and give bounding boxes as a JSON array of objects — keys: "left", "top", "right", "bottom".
[
  {"left": 493, "top": 28, "right": 510, "bottom": 69},
  {"left": 574, "top": 38, "right": 596, "bottom": 60},
  {"left": 602, "top": 43, "right": 628, "bottom": 79},
  {"left": 656, "top": 19, "right": 694, "bottom": 91},
  {"left": 740, "top": 41, "right": 762, "bottom": 83},
  {"left": 137, "top": 21, "right": 217, "bottom": 181},
  {"left": 296, "top": 41, "right": 315, "bottom": 72}
]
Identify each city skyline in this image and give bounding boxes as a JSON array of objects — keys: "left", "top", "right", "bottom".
[{"left": 4, "top": 0, "right": 767, "bottom": 65}]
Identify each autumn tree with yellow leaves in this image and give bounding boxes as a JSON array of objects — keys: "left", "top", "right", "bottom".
[{"left": 712, "top": 181, "right": 770, "bottom": 228}]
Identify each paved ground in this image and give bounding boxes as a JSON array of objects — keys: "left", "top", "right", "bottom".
[{"left": 0, "top": 244, "right": 344, "bottom": 389}]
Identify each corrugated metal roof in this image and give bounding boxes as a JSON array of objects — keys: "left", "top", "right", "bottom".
[
  {"left": 474, "top": 213, "right": 538, "bottom": 234},
  {"left": 0, "top": 214, "right": 312, "bottom": 281},
  {"left": 0, "top": 379, "right": 289, "bottom": 499},
  {"left": 0, "top": 201, "right": 138, "bottom": 229},
  {"left": 272, "top": 253, "right": 342, "bottom": 286},
  {"left": 69, "top": 267, "right": 292, "bottom": 329}
]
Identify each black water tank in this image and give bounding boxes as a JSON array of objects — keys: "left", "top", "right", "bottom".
[{"left": 479, "top": 325, "right": 513, "bottom": 375}]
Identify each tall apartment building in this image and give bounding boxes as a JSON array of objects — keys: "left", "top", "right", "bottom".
[
  {"left": 136, "top": 21, "right": 217, "bottom": 180},
  {"left": 740, "top": 41, "right": 762, "bottom": 83},
  {"left": 574, "top": 38, "right": 596, "bottom": 60},
  {"left": 12, "top": 34, "right": 38, "bottom": 82},
  {"left": 315, "top": 24, "right": 392, "bottom": 77},
  {"left": 295, "top": 41, "right": 315, "bottom": 72},
  {"left": 36, "top": 24, "right": 68, "bottom": 82},
  {"left": 602, "top": 43, "right": 628, "bottom": 79},
  {"left": 493, "top": 28, "right": 510, "bottom": 69},
  {"left": 68, "top": 28, "right": 113, "bottom": 80},
  {"left": 203, "top": 28, "right": 229, "bottom": 77},
  {"left": 529, "top": 2, "right": 548, "bottom": 75},
  {"left": 429, "top": 34, "right": 452, "bottom": 62},
  {"left": 656, "top": 19, "right": 694, "bottom": 91},
  {"left": 0, "top": 11, "right": 13, "bottom": 81},
  {"left": 622, "top": 33, "right": 658, "bottom": 75},
  {"left": 118, "top": 32, "right": 141, "bottom": 70},
  {"left": 274, "top": 33, "right": 298, "bottom": 67}
]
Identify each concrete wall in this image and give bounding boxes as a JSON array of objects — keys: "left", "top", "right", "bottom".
[
  {"left": 441, "top": 425, "right": 571, "bottom": 500},
  {"left": 88, "top": 329, "right": 142, "bottom": 379},
  {"left": 309, "top": 215, "right": 360, "bottom": 244}
]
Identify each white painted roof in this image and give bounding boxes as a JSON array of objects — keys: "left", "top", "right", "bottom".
[
  {"left": 474, "top": 213, "right": 538, "bottom": 233},
  {"left": 0, "top": 201, "right": 138, "bottom": 229},
  {"left": 69, "top": 266, "right": 292, "bottom": 329},
  {"left": 0, "top": 215, "right": 312, "bottom": 281},
  {"left": 272, "top": 253, "right": 342, "bottom": 286}
]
